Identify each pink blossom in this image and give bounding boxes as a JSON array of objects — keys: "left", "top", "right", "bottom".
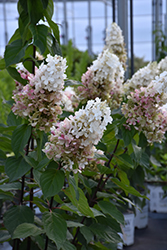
[{"left": 122, "top": 86, "right": 167, "bottom": 144}]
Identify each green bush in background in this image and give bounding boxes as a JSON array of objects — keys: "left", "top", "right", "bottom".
[
  {"left": 61, "top": 40, "right": 95, "bottom": 81},
  {"left": 0, "top": 69, "right": 15, "bottom": 124}
]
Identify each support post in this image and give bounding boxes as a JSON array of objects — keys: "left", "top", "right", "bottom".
[{"left": 117, "top": 0, "right": 129, "bottom": 78}]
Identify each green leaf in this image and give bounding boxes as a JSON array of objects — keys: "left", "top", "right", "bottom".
[
  {"left": 4, "top": 39, "right": 28, "bottom": 67},
  {"left": 111, "top": 177, "right": 147, "bottom": 198},
  {"left": 35, "top": 157, "right": 50, "bottom": 170},
  {"left": 89, "top": 224, "right": 121, "bottom": 244},
  {"left": 29, "top": 24, "right": 48, "bottom": 54},
  {"left": 8, "top": 28, "right": 22, "bottom": 44},
  {"left": 27, "top": 0, "right": 44, "bottom": 24},
  {"left": 0, "top": 124, "right": 16, "bottom": 135},
  {"left": 139, "top": 132, "right": 148, "bottom": 148},
  {"left": 40, "top": 168, "right": 65, "bottom": 199},
  {"left": 60, "top": 203, "right": 83, "bottom": 216},
  {"left": 90, "top": 207, "right": 106, "bottom": 217},
  {"left": 97, "top": 165, "right": 113, "bottom": 174},
  {"left": 130, "top": 165, "right": 145, "bottom": 187},
  {"left": 0, "top": 182, "right": 21, "bottom": 191},
  {"left": 3, "top": 206, "right": 34, "bottom": 236},
  {"left": 44, "top": 0, "right": 60, "bottom": 44},
  {"left": 150, "top": 155, "right": 161, "bottom": 167},
  {"left": 132, "top": 141, "right": 142, "bottom": 162},
  {"left": 33, "top": 169, "right": 42, "bottom": 186},
  {"left": 0, "top": 58, "right": 5, "bottom": 70},
  {"left": 42, "top": 211, "right": 67, "bottom": 249},
  {"left": 0, "top": 230, "right": 11, "bottom": 242},
  {"left": 44, "top": 0, "right": 53, "bottom": 19},
  {"left": 114, "top": 154, "right": 134, "bottom": 169},
  {"left": 23, "top": 44, "right": 35, "bottom": 73},
  {"left": 0, "top": 190, "right": 14, "bottom": 200},
  {"left": 121, "top": 125, "right": 136, "bottom": 146},
  {"left": 61, "top": 240, "right": 77, "bottom": 250},
  {"left": 47, "top": 20, "right": 60, "bottom": 44},
  {"left": 97, "top": 214, "right": 121, "bottom": 233},
  {"left": 31, "top": 235, "right": 45, "bottom": 250},
  {"left": 13, "top": 223, "right": 44, "bottom": 239},
  {"left": 7, "top": 66, "right": 27, "bottom": 85},
  {"left": 66, "top": 221, "right": 84, "bottom": 228},
  {"left": 11, "top": 124, "right": 31, "bottom": 158},
  {"left": 18, "top": 9, "right": 30, "bottom": 42},
  {"left": 78, "top": 174, "right": 92, "bottom": 195},
  {"left": 5, "top": 156, "right": 31, "bottom": 182},
  {"left": 21, "top": 154, "right": 38, "bottom": 169},
  {"left": 64, "top": 186, "right": 94, "bottom": 218},
  {"left": 118, "top": 170, "right": 130, "bottom": 187},
  {"left": 69, "top": 175, "right": 79, "bottom": 200},
  {"left": 41, "top": 0, "right": 49, "bottom": 9},
  {"left": 46, "top": 34, "right": 62, "bottom": 56},
  {"left": 140, "top": 152, "right": 150, "bottom": 168},
  {"left": 80, "top": 226, "right": 94, "bottom": 244},
  {"left": 0, "top": 149, "right": 6, "bottom": 164},
  {"left": 0, "top": 136, "right": 12, "bottom": 152},
  {"left": 7, "top": 111, "right": 22, "bottom": 126},
  {"left": 98, "top": 200, "right": 124, "bottom": 225},
  {"left": 103, "top": 125, "right": 117, "bottom": 143},
  {"left": 19, "top": 0, "right": 28, "bottom": 13}
]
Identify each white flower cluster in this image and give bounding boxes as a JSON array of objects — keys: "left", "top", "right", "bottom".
[
  {"left": 61, "top": 86, "right": 78, "bottom": 112},
  {"left": 12, "top": 55, "right": 68, "bottom": 132},
  {"left": 78, "top": 49, "right": 124, "bottom": 110},
  {"left": 104, "top": 22, "right": 127, "bottom": 70},
  {"left": 123, "top": 62, "right": 158, "bottom": 95},
  {"left": 71, "top": 97, "right": 113, "bottom": 146},
  {"left": 105, "top": 22, "right": 124, "bottom": 46},
  {"left": 148, "top": 71, "right": 167, "bottom": 97},
  {"left": 91, "top": 49, "right": 124, "bottom": 84},
  {"left": 157, "top": 56, "right": 167, "bottom": 74},
  {"left": 30, "top": 54, "right": 67, "bottom": 93},
  {"left": 43, "top": 98, "right": 112, "bottom": 172}
]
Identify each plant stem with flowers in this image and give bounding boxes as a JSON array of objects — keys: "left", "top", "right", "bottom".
[{"left": 1, "top": 2, "right": 167, "bottom": 250}]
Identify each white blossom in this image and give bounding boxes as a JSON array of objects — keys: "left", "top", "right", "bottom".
[
  {"left": 30, "top": 54, "right": 67, "bottom": 93},
  {"left": 158, "top": 56, "right": 167, "bottom": 74},
  {"left": 91, "top": 49, "right": 124, "bottom": 84},
  {"left": 104, "top": 22, "right": 127, "bottom": 70},
  {"left": 43, "top": 98, "right": 112, "bottom": 172},
  {"left": 105, "top": 22, "right": 124, "bottom": 46},
  {"left": 148, "top": 71, "right": 167, "bottom": 96},
  {"left": 123, "top": 62, "right": 158, "bottom": 95}
]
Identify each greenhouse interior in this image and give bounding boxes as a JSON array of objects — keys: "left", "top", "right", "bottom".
[{"left": 1, "top": 0, "right": 167, "bottom": 250}]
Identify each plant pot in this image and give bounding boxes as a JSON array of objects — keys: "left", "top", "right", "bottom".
[
  {"left": 122, "top": 212, "right": 135, "bottom": 246},
  {"left": 134, "top": 199, "right": 148, "bottom": 229},
  {"left": 147, "top": 184, "right": 167, "bottom": 213},
  {"left": 117, "top": 233, "right": 123, "bottom": 249}
]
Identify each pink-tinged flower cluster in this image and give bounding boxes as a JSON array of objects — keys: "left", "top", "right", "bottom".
[
  {"left": 104, "top": 22, "right": 127, "bottom": 70},
  {"left": 122, "top": 86, "right": 167, "bottom": 144},
  {"left": 12, "top": 54, "right": 67, "bottom": 132},
  {"left": 43, "top": 98, "right": 112, "bottom": 173},
  {"left": 16, "top": 63, "right": 35, "bottom": 82},
  {"left": 12, "top": 83, "right": 63, "bottom": 132},
  {"left": 78, "top": 49, "right": 124, "bottom": 110}
]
